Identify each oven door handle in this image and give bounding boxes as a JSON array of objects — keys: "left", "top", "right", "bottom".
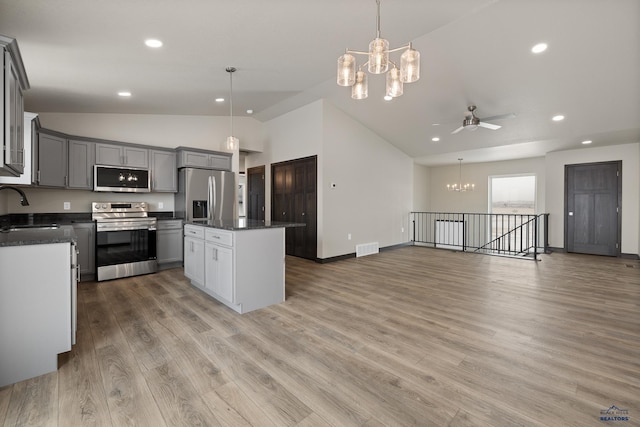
[{"left": 96, "top": 224, "right": 155, "bottom": 232}]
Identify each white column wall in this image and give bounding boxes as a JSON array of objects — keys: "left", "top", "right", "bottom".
[{"left": 322, "top": 102, "right": 413, "bottom": 258}]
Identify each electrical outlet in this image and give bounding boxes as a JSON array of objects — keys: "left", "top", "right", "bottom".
[
  {"left": 401, "top": 227, "right": 404, "bottom": 233},
  {"left": 159, "top": 202, "right": 164, "bottom": 209},
  {"left": 348, "top": 233, "right": 351, "bottom": 240},
  {"left": 63, "top": 202, "right": 71, "bottom": 210}
]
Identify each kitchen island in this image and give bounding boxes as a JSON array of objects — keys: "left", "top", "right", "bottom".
[{"left": 183, "top": 219, "right": 303, "bottom": 314}]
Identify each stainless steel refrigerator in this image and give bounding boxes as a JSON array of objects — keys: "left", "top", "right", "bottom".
[{"left": 175, "top": 168, "right": 236, "bottom": 222}]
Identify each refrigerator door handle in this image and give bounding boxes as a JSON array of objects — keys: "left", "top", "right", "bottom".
[
  {"left": 207, "top": 176, "right": 213, "bottom": 221},
  {"left": 212, "top": 175, "right": 217, "bottom": 221}
]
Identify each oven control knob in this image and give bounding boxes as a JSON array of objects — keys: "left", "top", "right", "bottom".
[
  {"left": 140, "top": 203, "right": 145, "bottom": 208},
  {"left": 101, "top": 204, "right": 107, "bottom": 209}
]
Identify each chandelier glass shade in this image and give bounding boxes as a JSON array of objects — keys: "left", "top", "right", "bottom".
[
  {"left": 447, "top": 159, "right": 475, "bottom": 192},
  {"left": 225, "top": 67, "right": 238, "bottom": 151},
  {"left": 337, "top": 0, "right": 420, "bottom": 100}
]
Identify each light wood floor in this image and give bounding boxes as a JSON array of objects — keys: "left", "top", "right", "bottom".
[{"left": 1, "top": 247, "right": 639, "bottom": 426}]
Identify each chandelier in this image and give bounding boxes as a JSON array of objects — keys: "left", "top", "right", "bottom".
[
  {"left": 225, "top": 67, "right": 238, "bottom": 151},
  {"left": 447, "top": 159, "right": 475, "bottom": 192},
  {"left": 336, "top": 0, "right": 420, "bottom": 100}
]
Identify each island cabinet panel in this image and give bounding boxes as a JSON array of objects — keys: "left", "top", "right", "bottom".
[
  {"left": 0, "top": 242, "right": 73, "bottom": 387},
  {"left": 183, "top": 224, "right": 285, "bottom": 314},
  {"left": 184, "top": 224, "right": 205, "bottom": 283}
]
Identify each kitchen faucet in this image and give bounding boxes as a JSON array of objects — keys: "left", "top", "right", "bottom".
[{"left": 0, "top": 185, "right": 30, "bottom": 206}]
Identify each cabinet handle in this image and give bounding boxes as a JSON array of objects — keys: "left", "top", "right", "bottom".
[
  {"left": 302, "top": 212, "right": 305, "bottom": 216},
  {"left": 282, "top": 212, "right": 286, "bottom": 216}
]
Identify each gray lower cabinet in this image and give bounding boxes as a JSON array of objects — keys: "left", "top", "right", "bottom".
[
  {"left": 95, "top": 142, "right": 148, "bottom": 168},
  {"left": 150, "top": 149, "right": 177, "bottom": 192},
  {"left": 72, "top": 222, "right": 95, "bottom": 280},
  {"left": 157, "top": 219, "right": 183, "bottom": 268},
  {"left": 35, "top": 131, "right": 67, "bottom": 187},
  {"left": 68, "top": 140, "right": 94, "bottom": 189}
]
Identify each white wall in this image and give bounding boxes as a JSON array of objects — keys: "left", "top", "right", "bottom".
[
  {"left": 413, "top": 164, "right": 430, "bottom": 212},
  {"left": 322, "top": 102, "right": 413, "bottom": 258},
  {"left": 38, "top": 113, "right": 266, "bottom": 153},
  {"left": 427, "top": 157, "right": 546, "bottom": 213},
  {"left": 545, "top": 142, "right": 640, "bottom": 255}
]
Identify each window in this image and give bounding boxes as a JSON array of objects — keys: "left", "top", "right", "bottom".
[{"left": 489, "top": 175, "right": 536, "bottom": 214}]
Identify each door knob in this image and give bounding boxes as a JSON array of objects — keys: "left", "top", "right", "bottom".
[
  {"left": 301, "top": 212, "right": 305, "bottom": 216},
  {"left": 282, "top": 212, "right": 285, "bottom": 216}
]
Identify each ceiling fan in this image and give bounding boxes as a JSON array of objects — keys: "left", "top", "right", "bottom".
[{"left": 451, "top": 105, "right": 515, "bottom": 134}]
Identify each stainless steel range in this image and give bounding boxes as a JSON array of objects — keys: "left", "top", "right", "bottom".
[{"left": 92, "top": 202, "right": 157, "bottom": 281}]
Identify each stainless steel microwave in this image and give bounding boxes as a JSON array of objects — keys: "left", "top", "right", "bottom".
[{"left": 93, "top": 165, "right": 150, "bottom": 192}]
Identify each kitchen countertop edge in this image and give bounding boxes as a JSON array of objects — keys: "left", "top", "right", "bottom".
[
  {"left": 185, "top": 219, "right": 305, "bottom": 231},
  {"left": 0, "top": 225, "right": 77, "bottom": 247}
]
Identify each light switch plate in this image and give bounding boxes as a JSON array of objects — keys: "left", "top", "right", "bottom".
[{"left": 63, "top": 202, "right": 71, "bottom": 210}]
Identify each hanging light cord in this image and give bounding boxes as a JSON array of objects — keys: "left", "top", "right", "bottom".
[
  {"left": 375, "top": 0, "right": 381, "bottom": 39},
  {"left": 226, "top": 67, "right": 236, "bottom": 137}
]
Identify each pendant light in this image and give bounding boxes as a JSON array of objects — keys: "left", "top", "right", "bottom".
[
  {"left": 225, "top": 67, "right": 238, "bottom": 151},
  {"left": 336, "top": 0, "right": 420, "bottom": 100},
  {"left": 447, "top": 158, "right": 475, "bottom": 192}
]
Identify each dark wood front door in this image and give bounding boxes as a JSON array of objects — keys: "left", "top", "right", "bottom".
[
  {"left": 272, "top": 156, "right": 317, "bottom": 260},
  {"left": 247, "top": 165, "right": 265, "bottom": 221},
  {"left": 565, "top": 161, "right": 621, "bottom": 256}
]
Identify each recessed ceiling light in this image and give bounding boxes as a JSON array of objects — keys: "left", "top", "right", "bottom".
[
  {"left": 145, "top": 39, "right": 163, "bottom": 48},
  {"left": 215, "top": 98, "right": 224, "bottom": 102},
  {"left": 246, "top": 109, "right": 253, "bottom": 114},
  {"left": 552, "top": 115, "right": 565, "bottom": 121},
  {"left": 431, "top": 137, "right": 440, "bottom": 142},
  {"left": 531, "top": 43, "right": 547, "bottom": 54},
  {"left": 383, "top": 95, "right": 393, "bottom": 101},
  {"left": 581, "top": 140, "right": 593, "bottom": 145},
  {"left": 432, "top": 123, "right": 440, "bottom": 126},
  {"left": 118, "top": 91, "right": 131, "bottom": 97}
]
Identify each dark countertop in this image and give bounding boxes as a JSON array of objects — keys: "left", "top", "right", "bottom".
[
  {"left": 0, "top": 225, "right": 77, "bottom": 247},
  {"left": 186, "top": 218, "right": 305, "bottom": 231}
]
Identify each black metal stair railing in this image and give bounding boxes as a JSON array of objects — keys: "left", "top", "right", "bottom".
[{"left": 410, "top": 212, "right": 549, "bottom": 260}]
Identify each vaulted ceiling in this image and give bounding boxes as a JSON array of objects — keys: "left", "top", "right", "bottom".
[{"left": 1, "top": 0, "right": 638, "bottom": 165}]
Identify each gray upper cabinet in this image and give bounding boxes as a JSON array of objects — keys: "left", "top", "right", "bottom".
[
  {"left": 68, "top": 140, "right": 94, "bottom": 189},
  {"left": 176, "top": 148, "right": 232, "bottom": 171},
  {"left": 150, "top": 149, "right": 177, "bottom": 192},
  {"left": 95, "top": 142, "right": 148, "bottom": 168},
  {"left": 36, "top": 131, "right": 67, "bottom": 187},
  {"left": 0, "top": 36, "right": 29, "bottom": 177}
]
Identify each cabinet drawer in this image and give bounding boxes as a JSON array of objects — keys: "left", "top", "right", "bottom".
[
  {"left": 184, "top": 225, "right": 204, "bottom": 239},
  {"left": 157, "top": 220, "right": 183, "bottom": 230},
  {"left": 205, "top": 228, "right": 233, "bottom": 247}
]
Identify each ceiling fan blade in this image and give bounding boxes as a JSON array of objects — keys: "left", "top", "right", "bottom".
[
  {"left": 451, "top": 126, "right": 465, "bottom": 134},
  {"left": 478, "top": 121, "right": 501, "bottom": 130},
  {"left": 481, "top": 113, "right": 516, "bottom": 122}
]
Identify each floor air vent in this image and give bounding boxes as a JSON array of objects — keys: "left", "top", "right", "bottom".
[{"left": 356, "top": 242, "right": 379, "bottom": 257}]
